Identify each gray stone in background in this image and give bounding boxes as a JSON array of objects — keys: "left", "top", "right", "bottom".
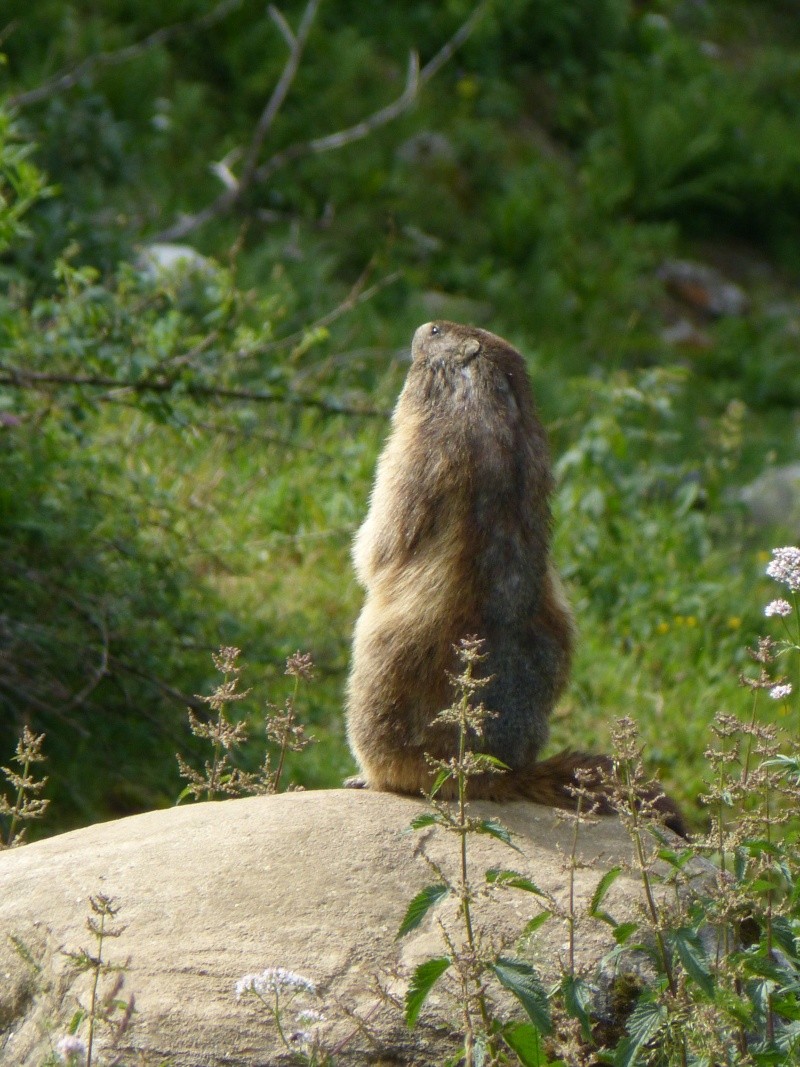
[
  {"left": 657, "top": 258, "right": 749, "bottom": 318},
  {"left": 735, "top": 463, "right": 800, "bottom": 534}
]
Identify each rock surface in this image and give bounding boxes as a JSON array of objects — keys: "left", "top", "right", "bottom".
[{"left": 1, "top": 789, "right": 673, "bottom": 1066}]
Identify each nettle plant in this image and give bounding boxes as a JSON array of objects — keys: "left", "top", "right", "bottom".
[
  {"left": 176, "top": 646, "right": 316, "bottom": 802},
  {"left": 397, "top": 638, "right": 557, "bottom": 1067},
  {"left": 394, "top": 549, "right": 800, "bottom": 1067}
]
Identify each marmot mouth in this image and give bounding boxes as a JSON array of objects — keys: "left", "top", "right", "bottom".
[{"left": 426, "top": 347, "right": 481, "bottom": 373}]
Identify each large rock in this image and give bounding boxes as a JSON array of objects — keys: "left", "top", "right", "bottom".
[
  {"left": 1, "top": 789, "right": 677, "bottom": 1065},
  {"left": 735, "top": 463, "right": 800, "bottom": 534}
]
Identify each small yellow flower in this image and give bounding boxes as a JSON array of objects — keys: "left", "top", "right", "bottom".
[
  {"left": 685, "top": 616, "right": 697, "bottom": 628},
  {"left": 674, "top": 615, "right": 685, "bottom": 626},
  {"left": 656, "top": 621, "right": 670, "bottom": 635},
  {"left": 457, "top": 76, "right": 479, "bottom": 100},
  {"left": 757, "top": 550, "right": 770, "bottom": 563},
  {"left": 727, "top": 616, "right": 742, "bottom": 629}
]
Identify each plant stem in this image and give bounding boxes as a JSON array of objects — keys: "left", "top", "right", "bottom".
[
  {"left": 86, "top": 911, "right": 105, "bottom": 1067},
  {"left": 4, "top": 752, "right": 30, "bottom": 847},
  {"left": 742, "top": 689, "right": 759, "bottom": 788},
  {"left": 622, "top": 759, "right": 687, "bottom": 1067},
  {"left": 567, "top": 793, "right": 583, "bottom": 976},
  {"left": 455, "top": 654, "right": 495, "bottom": 1061},
  {"left": 273, "top": 674, "right": 300, "bottom": 792}
]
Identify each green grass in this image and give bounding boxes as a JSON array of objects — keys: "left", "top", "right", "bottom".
[{"left": 2, "top": 0, "right": 800, "bottom": 834}]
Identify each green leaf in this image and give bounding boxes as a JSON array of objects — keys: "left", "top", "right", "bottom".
[
  {"left": 474, "top": 1033, "right": 488, "bottom": 1067},
  {"left": 397, "top": 883, "right": 449, "bottom": 939},
  {"left": 776, "top": 1020, "right": 800, "bottom": 1055},
  {"left": 771, "top": 915, "right": 799, "bottom": 963},
  {"left": 408, "top": 812, "right": 445, "bottom": 831},
  {"left": 502, "top": 1021, "right": 549, "bottom": 1067},
  {"left": 405, "top": 956, "right": 451, "bottom": 1028},
  {"left": 562, "top": 974, "right": 593, "bottom": 1041},
  {"left": 614, "top": 996, "right": 667, "bottom": 1067},
  {"left": 486, "top": 868, "right": 550, "bottom": 898},
  {"left": 474, "top": 753, "right": 510, "bottom": 771},
  {"left": 714, "top": 986, "right": 752, "bottom": 1027},
  {"left": 772, "top": 994, "right": 800, "bottom": 1022},
  {"left": 521, "top": 911, "right": 553, "bottom": 938},
  {"left": 612, "top": 922, "right": 640, "bottom": 946},
  {"left": 490, "top": 956, "right": 551, "bottom": 1034},
  {"left": 429, "top": 767, "right": 451, "bottom": 798},
  {"left": 671, "top": 927, "right": 714, "bottom": 997},
  {"left": 475, "top": 819, "right": 521, "bottom": 851},
  {"left": 175, "top": 784, "right": 195, "bottom": 805},
  {"left": 589, "top": 865, "right": 622, "bottom": 921},
  {"left": 656, "top": 847, "right": 692, "bottom": 871}
]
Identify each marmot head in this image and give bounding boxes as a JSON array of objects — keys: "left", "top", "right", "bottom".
[{"left": 406, "top": 320, "right": 537, "bottom": 429}]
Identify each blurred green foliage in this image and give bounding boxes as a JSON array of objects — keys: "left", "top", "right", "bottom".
[{"left": 1, "top": 0, "right": 799, "bottom": 832}]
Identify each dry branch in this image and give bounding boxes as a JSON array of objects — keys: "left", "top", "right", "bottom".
[
  {"left": 0, "top": 365, "right": 387, "bottom": 419},
  {"left": 155, "top": 1, "right": 488, "bottom": 241},
  {"left": 8, "top": 0, "right": 244, "bottom": 110}
]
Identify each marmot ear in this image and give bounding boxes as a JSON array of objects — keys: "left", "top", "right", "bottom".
[{"left": 462, "top": 337, "right": 480, "bottom": 359}]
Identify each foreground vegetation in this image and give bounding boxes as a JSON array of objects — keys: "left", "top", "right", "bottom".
[
  {"left": 11, "top": 587, "right": 800, "bottom": 1064},
  {"left": 1, "top": 0, "right": 800, "bottom": 836}
]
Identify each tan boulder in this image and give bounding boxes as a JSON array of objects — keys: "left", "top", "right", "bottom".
[{"left": 0, "top": 789, "right": 671, "bottom": 1065}]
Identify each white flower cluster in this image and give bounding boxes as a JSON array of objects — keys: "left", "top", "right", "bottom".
[
  {"left": 55, "top": 1035, "right": 87, "bottom": 1063},
  {"left": 235, "top": 967, "right": 316, "bottom": 1000},
  {"left": 765, "top": 599, "right": 793, "bottom": 618},
  {"left": 769, "top": 684, "right": 793, "bottom": 701},
  {"left": 296, "top": 1008, "right": 326, "bottom": 1024},
  {"left": 766, "top": 546, "right": 800, "bottom": 593}
]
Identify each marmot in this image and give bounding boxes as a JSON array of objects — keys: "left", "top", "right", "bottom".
[{"left": 346, "top": 321, "right": 683, "bottom": 830}]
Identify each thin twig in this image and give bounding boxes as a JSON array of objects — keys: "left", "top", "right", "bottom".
[
  {"left": 268, "top": 5, "right": 296, "bottom": 51},
  {"left": 111, "top": 657, "right": 207, "bottom": 715},
  {"left": 60, "top": 611, "right": 110, "bottom": 715},
  {"left": 243, "top": 268, "right": 402, "bottom": 359},
  {"left": 155, "top": 0, "right": 322, "bottom": 241},
  {"left": 155, "top": 2, "right": 487, "bottom": 241},
  {"left": 240, "top": 0, "right": 322, "bottom": 188},
  {"left": 0, "top": 367, "right": 388, "bottom": 418},
  {"left": 8, "top": 0, "right": 244, "bottom": 109}
]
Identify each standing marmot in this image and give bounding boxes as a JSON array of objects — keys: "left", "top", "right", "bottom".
[
  {"left": 346, "top": 320, "right": 586, "bottom": 805},
  {"left": 346, "top": 321, "right": 683, "bottom": 829}
]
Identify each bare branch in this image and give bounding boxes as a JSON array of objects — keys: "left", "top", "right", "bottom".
[
  {"left": 155, "top": 0, "right": 322, "bottom": 240},
  {"left": 239, "top": 267, "right": 402, "bottom": 359},
  {"left": 283, "top": 51, "right": 420, "bottom": 162},
  {"left": 240, "top": 0, "right": 322, "bottom": 187},
  {"left": 417, "top": 1, "right": 486, "bottom": 85},
  {"left": 60, "top": 612, "right": 110, "bottom": 715},
  {"left": 111, "top": 657, "right": 207, "bottom": 716},
  {"left": 0, "top": 366, "right": 387, "bottom": 418},
  {"left": 8, "top": 0, "right": 245, "bottom": 110},
  {"left": 268, "top": 5, "right": 296, "bottom": 50},
  {"left": 155, "top": 2, "right": 488, "bottom": 242}
]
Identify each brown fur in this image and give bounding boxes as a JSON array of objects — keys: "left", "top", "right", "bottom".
[{"left": 346, "top": 321, "right": 685, "bottom": 836}]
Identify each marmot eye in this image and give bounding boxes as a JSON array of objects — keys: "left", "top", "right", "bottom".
[{"left": 430, "top": 325, "right": 439, "bottom": 335}]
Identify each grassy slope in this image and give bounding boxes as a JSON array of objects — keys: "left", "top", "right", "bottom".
[{"left": 2, "top": 0, "right": 800, "bottom": 834}]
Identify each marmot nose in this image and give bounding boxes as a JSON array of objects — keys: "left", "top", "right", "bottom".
[{"left": 411, "top": 322, "right": 435, "bottom": 360}]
